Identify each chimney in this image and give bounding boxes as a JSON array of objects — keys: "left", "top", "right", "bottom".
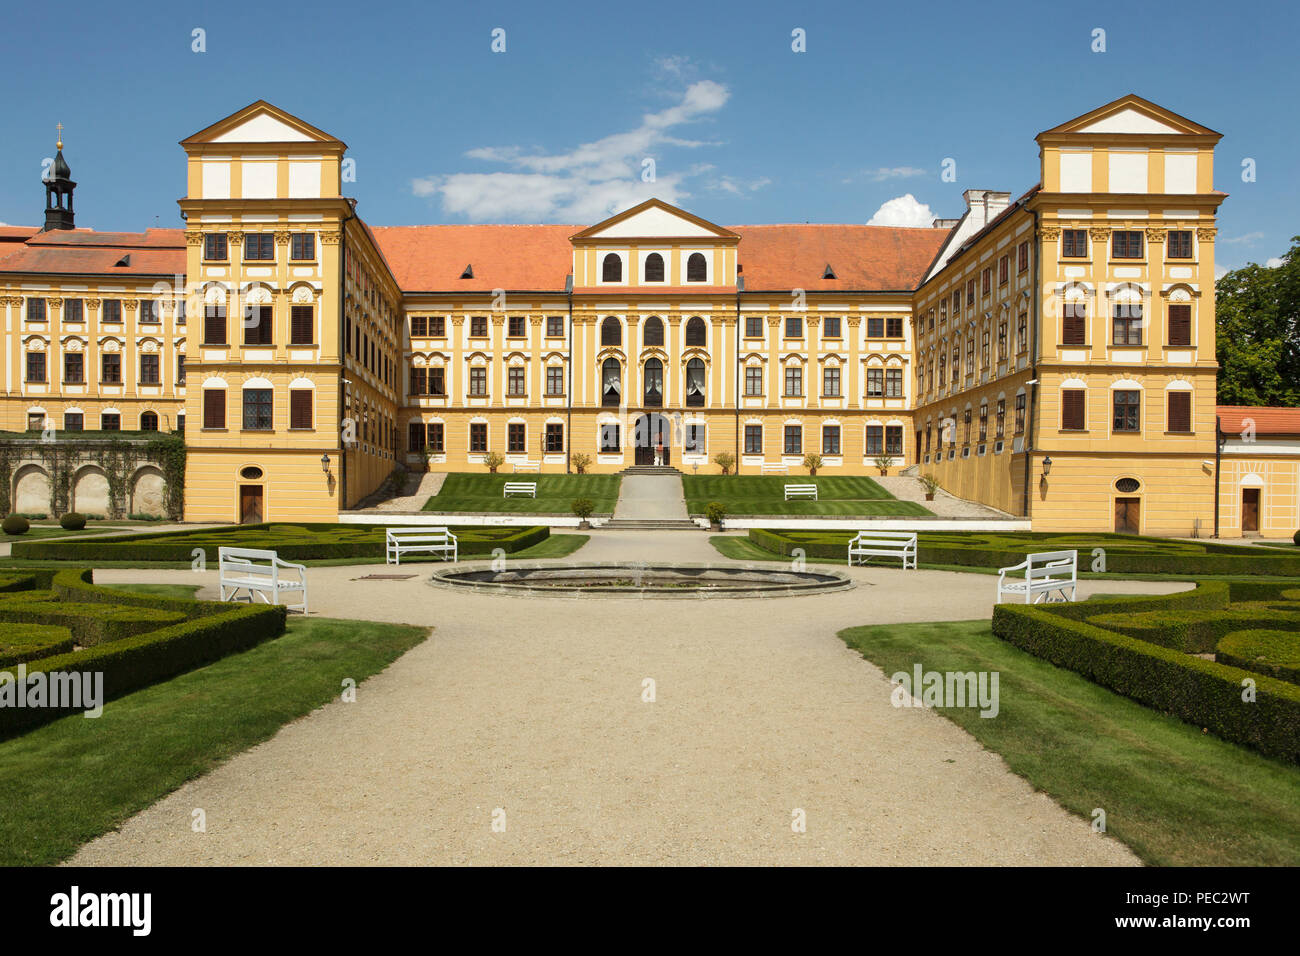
[{"left": 961, "top": 189, "right": 1012, "bottom": 229}]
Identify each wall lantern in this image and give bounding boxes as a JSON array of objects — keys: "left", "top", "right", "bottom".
[
  {"left": 1042, "top": 456, "right": 1053, "bottom": 477},
  {"left": 321, "top": 454, "right": 331, "bottom": 474}
]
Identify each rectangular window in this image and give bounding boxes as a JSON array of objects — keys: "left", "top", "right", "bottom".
[
  {"left": 64, "top": 353, "right": 84, "bottom": 383},
  {"left": 886, "top": 316, "right": 903, "bottom": 338},
  {"left": 204, "top": 389, "right": 226, "bottom": 428},
  {"left": 866, "top": 368, "right": 883, "bottom": 397},
  {"left": 410, "top": 367, "right": 427, "bottom": 396},
  {"left": 1112, "top": 304, "right": 1143, "bottom": 346},
  {"left": 290, "top": 305, "right": 314, "bottom": 345},
  {"left": 25, "top": 352, "right": 45, "bottom": 382},
  {"left": 1113, "top": 389, "right": 1141, "bottom": 432},
  {"left": 545, "top": 315, "right": 562, "bottom": 337},
  {"left": 744, "top": 424, "right": 762, "bottom": 454},
  {"left": 139, "top": 353, "right": 159, "bottom": 384},
  {"left": 1167, "top": 304, "right": 1192, "bottom": 346},
  {"left": 204, "top": 304, "right": 227, "bottom": 345},
  {"left": 508, "top": 315, "right": 526, "bottom": 337},
  {"left": 822, "top": 316, "right": 841, "bottom": 338},
  {"left": 963, "top": 408, "right": 972, "bottom": 444},
  {"left": 1015, "top": 393, "right": 1026, "bottom": 434},
  {"left": 290, "top": 389, "right": 313, "bottom": 429},
  {"left": 952, "top": 290, "right": 961, "bottom": 317},
  {"left": 1061, "top": 229, "right": 1089, "bottom": 258},
  {"left": 745, "top": 315, "right": 763, "bottom": 338},
  {"left": 981, "top": 268, "right": 991, "bottom": 295},
  {"left": 507, "top": 423, "right": 526, "bottom": 453},
  {"left": 745, "top": 366, "right": 763, "bottom": 396},
  {"left": 175, "top": 298, "right": 185, "bottom": 325},
  {"left": 867, "top": 317, "right": 884, "bottom": 338},
  {"left": 546, "top": 366, "right": 564, "bottom": 396},
  {"left": 885, "top": 368, "right": 903, "bottom": 398},
  {"left": 784, "top": 366, "right": 803, "bottom": 397},
  {"left": 1017, "top": 241, "right": 1029, "bottom": 273},
  {"left": 600, "top": 423, "right": 620, "bottom": 452},
  {"left": 998, "top": 255, "right": 1009, "bottom": 285},
  {"left": 244, "top": 305, "right": 273, "bottom": 345},
  {"left": 243, "top": 388, "right": 273, "bottom": 430},
  {"left": 244, "top": 234, "right": 275, "bottom": 260},
  {"left": 865, "top": 425, "right": 883, "bottom": 456},
  {"left": 410, "top": 316, "right": 428, "bottom": 338},
  {"left": 822, "top": 367, "right": 841, "bottom": 397},
  {"left": 139, "top": 300, "right": 159, "bottom": 323},
  {"left": 469, "top": 423, "right": 488, "bottom": 452},
  {"left": 101, "top": 413, "right": 120, "bottom": 431},
  {"left": 684, "top": 424, "right": 706, "bottom": 454},
  {"left": 996, "top": 399, "right": 1006, "bottom": 438},
  {"left": 290, "top": 233, "right": 315, "bottom": 261},
  {"left": 1061, "top": 388, "right": 1086, "bottom": 430},
  {"left": 101, "top": 353, "right": 121, "bottom": 384},
  {"left": 204, "top": 233, "right": 228, "bottom": 261},
  {"left": 1062, "top": 302, "right": 1087, "bottom": 345},
  {"left": 64, "top": 412, "right": 83, "bottom": 432},
  {"left": 427, "top": 423, "right": 445, "bottom": 453},
  {"left": 1112, "top": 231, "right": 1144, "bottom": 259},
  {"left": 428, "top": 367, "right": 445, "bottom": 396},
  {"left": 965, "top": 337, "right": 975, "bottom": 375},
  {"left": 103, "top": 299, "right": 122, "bottom": 323},
  {"left": 507, "top": 367, "right": 526, "bottom": 396},
  {"left": 24, "top": 297, "right": 46, "bottom": 322},
  {"left": 1167, "top": 391, "right": 1192, "bottom": 432},
  {"left": 997, "top": 319, "right": 1008, "bottom": 359},
  {"left": 470, "top": 315, "right": 488, "bottom": 337},
  {"left": 1167, "top": 230, "right": 1193, "bottom": 259},
  {"left": 1017, "top": 310, "right": 1028, "bottom": 354},
  {"left": 785, "top": 316, "right": 802, "bottom": 339},
  {"left": 469, "top": 367, "right": 487, "bottom": 396},
  {"left": 885, "top": 425, "right": 903, "bottom": 456},
  {"left": 64, "top": 297, "right": 83, "bottom": 323},
  {"left": 822, "top": 425, "right": 841, "bottom": 455},
  {"left": 783, "top": 425, "right": 802, "bottom": 455},
  {"left": 177, "top": 355, "right": 186, "bottom": 385},
  {"left": 545, "top": 423, "right": 564, "bottom": 453},
  {"left": 408, "top": 421, "right": 426, "bottom": 452}
]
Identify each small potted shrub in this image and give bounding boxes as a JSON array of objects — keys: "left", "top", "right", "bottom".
[
  {"left": 2, "top": 515, "right": 29, "bottom": 536},
  {"left": 803, "top": 453, "right": 823, "bottom": 477},
  {"left": 920, "top": 474, "right": 941, "bottom": 501},
  {"left": 713, "top": 451, "right": 735, "bottom": 476},
  {"left": 705, "top": 501, "right": 727, "bottom": 530},
  {"left": 484, "top": 451, "right": 505, "bottom": 474},
  {"left": 60, "top": 512, "right": 87, "bottom": 531},
  {"left": 571, "top": 497, "right": 595, "bottom": 529},
  {"left": 874, "top": 454, "right": 892, "bottom": 476},
  {"left": 572, "top": 452, "right": 592, "bottom": 475},
  {"left": 1293, "top": 529, "right": 1300, "bottom": 546}
]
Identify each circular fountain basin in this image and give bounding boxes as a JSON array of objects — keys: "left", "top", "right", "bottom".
[{"left": 428, "top": 562, "right": 853, "bottom": 599}]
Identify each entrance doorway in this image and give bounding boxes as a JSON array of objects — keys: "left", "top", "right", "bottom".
[
  {"left": 1241, "top": 488, "right": 1260, "bottom": 533},
  {"left": 633, "top": 413, "right": 671, "bottom": 466},
  {"left": 239, "top": 484, "right": 264, "bottom": 524},
  {"left": 1114, "top": 496, "right": 1140, "bottom": 534}
]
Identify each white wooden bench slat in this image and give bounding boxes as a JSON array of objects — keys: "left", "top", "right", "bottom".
[
  {"left": 997, "top": 550, "right": 1078, "bottom": 604},
  {"left": 503, "top": 481, "right": 537, "bottom": 498},
  {"left": 218, "top": 547, "right": 308, "bottom": 613},
  {"left": 784, "top": 483, "right": 818, "bottom": 500},
  {"left": 386, "top": 526, "right": 458, "bottom": 565},
  {"left": 847, "top": 530, "right": 917, "bottom": 570}
]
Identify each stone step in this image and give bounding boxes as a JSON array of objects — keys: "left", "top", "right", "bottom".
[
  {"left": 617, "top": 466, "right": 683, "bottom": 476},
  {"left": 601, "top": 518, "right": 702, "bottom": 531}
]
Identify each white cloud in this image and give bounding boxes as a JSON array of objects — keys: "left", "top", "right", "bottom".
[
  {"left": 1214, "top": 264, "right": 1230, "bottom": 279},
  {"left": 1265, "top": 256, "right": 1285, "bottom": 268},
  {"left": 709, "top": 175, "right": 771, "bottom": 196},
  {"left": 1222, "top": 231, "right": 1265, "bottom": 245},
  {"left": 414, "top": 80, "right": 731, "bottom": 222},
  {"left": 867, "top": 166, "right": 928, "bottom": 182},
  {"left": 867, "top": 194, "right": 934, "bottom": 227}
]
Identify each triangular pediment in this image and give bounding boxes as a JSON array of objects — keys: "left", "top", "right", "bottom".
[
  {"left": 571, "top": 198, "right": 739, "bottom": 241},
  {"left": 1039, "top": 95, "right": 1219, "bottom": 139},
  {"left": 181, "top": 101, "right": 343, "bottom": 147}
]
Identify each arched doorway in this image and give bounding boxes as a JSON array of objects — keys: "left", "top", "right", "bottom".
[{"left": 633, "top": 413, "right": 671, "bottom": 466}]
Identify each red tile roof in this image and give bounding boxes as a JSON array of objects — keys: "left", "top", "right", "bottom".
[
  {"left": 733, "top": 224, "right": 948, "bottom": 291},
  {"left": 0, "top": 228, "right": 185, "bottom": 276},
  {"left": 369, "top": 224, "right": 578, "bottom": 292},
  {"left": 1217, "top": 405, "right": 1300, "bottom": 436}
]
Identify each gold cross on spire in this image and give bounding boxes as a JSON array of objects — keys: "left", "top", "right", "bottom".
[{"left": 56, "top": 123, "right": 63, "bottom": 150}]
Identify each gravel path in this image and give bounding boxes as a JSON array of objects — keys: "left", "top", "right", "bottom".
[{"left": 67, "top": 534, "right": 1191, "bottom": 866}]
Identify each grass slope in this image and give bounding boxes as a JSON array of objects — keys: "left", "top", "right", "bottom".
[
  {"left": 838, "top": 618, "right": 1300, "bottom": 866},
  {"left": 424, "top": 473, "right": 621, "bottom": 514},
  {"left": 683, "top": 475, "right": 930, "bottom": 517},
  {"left": 0, "top": 614, "right": 427, "bottom": 865}
]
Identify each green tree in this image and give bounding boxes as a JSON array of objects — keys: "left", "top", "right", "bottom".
[{"left": 1214, "top": 235, "right": 1300, "bottom": 406}]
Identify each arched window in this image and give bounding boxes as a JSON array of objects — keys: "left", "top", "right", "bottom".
[
  {"left": 643, "top": 316, "right": 664, "bottom": 347},
  {"left": 140, "top": 411, "right": 158, "bottom": 431},
  {"left": 643, "top": 358, "right": 663, "bottom": 407},
  {"left": 601, "top": 358, "right": 621, "bottom": 407},
  {"left": 686, "top": 358, "right": 706, "bottom": 407},
  {"left": 601, "top": 316, "right": 621, "bottom": 347},
  {"left": 644, "top": 253, "right": 665, "bottom": 282},
  {"left": 686, "top": 252, "right": 707, "bottom": 282},
  {"left": 602, "top": 253, "right": 622, "bottom": 283},
  {"left": 685, "top": 316, "right": 706, "bottom": 347}
]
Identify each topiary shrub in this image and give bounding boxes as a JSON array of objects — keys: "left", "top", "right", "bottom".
[
  {"left": 2, "top": 515, "right": 29, "bottom": 536},
  {"left": 1294, "top": 529, "right": 1300, "bottom": 546},
  {"left": 59, "top": 512, "right": 87, "bottom": 531},
  {"left": 705, "top": 501, "right": 727, "bottom": 526},
  {"left": 571, "top": 498, "right": 595, "bottom": 521},
  {"left": 571, "top": 453, "right": 592, "bottom": 475},
  {"left": 484, "top": 451, "right": 505, "bottom": 473},
  {"left": 713, "top": 451, "right": 735, "bottom": 476}
]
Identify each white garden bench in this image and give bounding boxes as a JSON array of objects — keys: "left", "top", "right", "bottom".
[
  {"left": 784, "top": 483, "right": 818, "bottom": 500},
  {"left": 386, "top": 526, "right": 458, "bottom": 565},
  {"left": 512, "top": 460, "right": 540, "bottom": 473},
  {"left": 218, "top": 547, "right": 308, "bottom": 613},
  {"left": 761, "top": 463, "right": 788, "bottom": 475},
  {"left": 996, "top": 550, "right": 1078, "bottom": 604},
  {"left": 847, "top": 531, "right": 917, "bottom": 569},
  {"left": 503, "top": 481, "right": 537, "bottom": 498}
]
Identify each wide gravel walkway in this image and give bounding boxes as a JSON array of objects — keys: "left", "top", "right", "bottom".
[{"left": 70, "top": 533, "right": 1190, "bottom": 866}]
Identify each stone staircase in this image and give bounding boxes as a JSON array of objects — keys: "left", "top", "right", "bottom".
[
  {"left": 617, "top": 465, "right": 683, "bottom": 476},
  {"left": 600, "top": 517, "right": 703, "bottom": 531}
]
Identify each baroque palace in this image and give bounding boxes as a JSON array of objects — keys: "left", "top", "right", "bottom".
[{"left": 0, "top": 95, "right": 1295, "bottom": 537}]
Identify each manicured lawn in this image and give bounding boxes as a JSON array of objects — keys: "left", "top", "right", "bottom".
[
  {"left": 3, "top": 525, "right": 113, "bottom": 541},
  {"left": 424, "top": 473, "right": 621, "bottom": 514},
  {"left": 683, "top": 475, "right": 931, "bottom": 517},
  {"left": 837, "top": 618, "right": 1300, "bottom": 866},
  {"left": 0, "top": 613, "right": 428, "bottom": 865},
  {"left": 101, "top": 583, "right": 202, "bottom": 600}
]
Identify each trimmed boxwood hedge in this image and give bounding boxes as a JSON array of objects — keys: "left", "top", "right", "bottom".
[
  {"left": 0, "top": 624, "right": 74, "bottom": 668},
  {"left": 10, "top": 522, "right": 550, "bottom": 563},
  {"left": 991, "top": 581, "right": 1300, "bottom": 763},
  {"left": 748, "top": 528, "right": 1300, "bottom": 577},
  {"left": 1217, "top": 630, "right": 1300, "bottom": 685}
]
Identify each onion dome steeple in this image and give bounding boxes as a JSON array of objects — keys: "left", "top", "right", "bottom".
[{"left": 42, "top": 123, "right": 76, "bottom": 232}]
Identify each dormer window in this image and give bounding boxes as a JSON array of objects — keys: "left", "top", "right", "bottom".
[
  {"left": 460, "top": 264, "right": 474, "bottom": 279},
  {"left": 602, "top": 253, "right": 622, "bottom": 282},
  {"left": 644, "top": 253, "right": 665, "bottom": 282},
  {"left": 686, "top": 252, "right": 707, "bottom": 282},
  {"left": 823, "top": 264, "right": 837, "bottom": 279}
]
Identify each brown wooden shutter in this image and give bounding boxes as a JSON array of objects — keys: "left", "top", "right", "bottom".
[
  {"left": 1063, "top": 304, "right": 1086, "bottom": 345},
  {"left": 1061, "top": 389, "right": 1085, "bottom": 430},
  {"left": 203, "top": 389, "right": 225, "bottom": 429},
  {"left": 291, "top": 305, "right": 314, "bottom": 344},
  {"left": 1167, "top": 304, "right": 1191, "bottom": 346},
  {"left": 289, "top": 390, "right": 313, "bottom": 429},
  {"left": 1168, "top": 391, "right": 1191, "bottom": 432}
]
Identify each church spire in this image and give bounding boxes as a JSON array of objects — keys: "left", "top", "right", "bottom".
[{"left": 42, "top": 123, "right": 76, "bottom": 232}]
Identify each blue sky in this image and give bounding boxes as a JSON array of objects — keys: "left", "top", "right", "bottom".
[{"left": 1, "top": 0, "right": 1295, "bottom": 274}]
